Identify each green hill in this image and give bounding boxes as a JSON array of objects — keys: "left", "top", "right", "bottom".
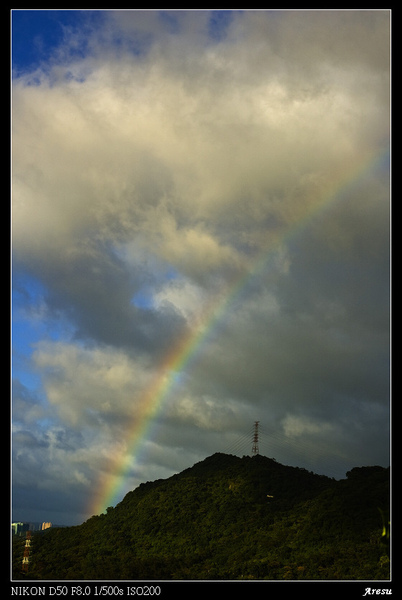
[{"left": 13, "top": 453, "right": 390, "bottom": 580}]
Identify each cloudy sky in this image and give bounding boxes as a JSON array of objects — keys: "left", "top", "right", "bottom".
[{"left": 12, "top": 10, "right": 390, "bottom": 526}]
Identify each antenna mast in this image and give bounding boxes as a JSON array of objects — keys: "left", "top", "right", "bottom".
[{"left": 252, "top": 421, "right": 260, "bottom": 456}]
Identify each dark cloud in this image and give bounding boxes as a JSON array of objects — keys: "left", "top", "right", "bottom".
[{"left": 14, "top": 239, "right": 188, "bottom": 358}]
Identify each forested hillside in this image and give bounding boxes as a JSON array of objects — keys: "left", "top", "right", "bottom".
[{"left": 13, "top": 454, "right": 390, "bottom": 580}]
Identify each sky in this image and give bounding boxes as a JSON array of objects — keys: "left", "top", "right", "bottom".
[{"left": 12, "top": 9, "right": 390, "bottom": 526}]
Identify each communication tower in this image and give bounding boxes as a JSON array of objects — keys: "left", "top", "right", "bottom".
[
  {"left": 252, "top": 420, "right": 260, "bottom": 455},
  {"left": 21, "top": 530, "right": 32, "bottom": 573}
]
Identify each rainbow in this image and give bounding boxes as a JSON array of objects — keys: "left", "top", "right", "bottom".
[{"left": 89, "top": 147, "right": 389, "bottom": 516}]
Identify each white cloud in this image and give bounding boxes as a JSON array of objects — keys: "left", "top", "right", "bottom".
[
  {"left": 282, "top": 414, "right": 335, "bottom": 438},
  {"left": 167, "top": 394, "right": 242, "bottom": 432},
  {"left": 13, "top": 10, "right": 389, "bottom": 272},
  {"left": 153, "top": 278, "right": 207, "bottom": 322},
  {"left": 32, "top": 341, "right": 155, "bottom": 426}
]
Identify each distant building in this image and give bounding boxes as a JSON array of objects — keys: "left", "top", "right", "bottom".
[
  {"left": 12, "top": 522, "right": 29, "bottom": 535},
  {"left": 41, "top": 522, "right": 52, "bottom": 530}
]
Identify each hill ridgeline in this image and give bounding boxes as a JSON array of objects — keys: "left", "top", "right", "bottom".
[{"left": 13, "top": 453, "right": 390, "bottom": 580}]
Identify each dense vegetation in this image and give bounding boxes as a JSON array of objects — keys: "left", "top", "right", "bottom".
[{"left": 13, "top": 453, "right": 390, "bottom": 580}]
